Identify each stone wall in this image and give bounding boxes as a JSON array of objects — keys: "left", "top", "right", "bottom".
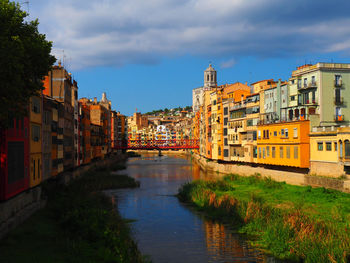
[
  {"left": 0, "top": 153, "right": 127, "bottom": 240},
  {"left": 193, "top": 153, "right": 350, "bottom": 193},
  {"left": 0, "top": 187, "right": 45, "bottom": 240},
  {"left": 309, "top": 161, "right": 344, "bottom": 178}
]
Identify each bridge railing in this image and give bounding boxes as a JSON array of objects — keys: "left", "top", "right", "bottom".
[{"left": 112, "top": 139, "right": 199, "bottom": 149}]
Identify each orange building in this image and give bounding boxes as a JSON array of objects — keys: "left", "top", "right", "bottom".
[
  {"left": 79, "top": 100, "right": 91, "bottom": 164},
  {"left": 257, "top": 120, "right": 310, "bottom": 168}
]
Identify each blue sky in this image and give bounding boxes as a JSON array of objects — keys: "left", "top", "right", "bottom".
[{"left": 25, "top": 0, "right": 350, "bottom": 116}]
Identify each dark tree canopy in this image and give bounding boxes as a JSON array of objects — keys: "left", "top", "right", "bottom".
[{"left": 0, "top": 0, "right": 56, "bottom": 127}]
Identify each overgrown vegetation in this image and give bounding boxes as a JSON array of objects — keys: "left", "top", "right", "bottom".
[
  {"left": 178, "top": 173, "right": 350, "bottom": 262},
  {"left": 0, "top": 163, "right": 150, "bottom": 263}
]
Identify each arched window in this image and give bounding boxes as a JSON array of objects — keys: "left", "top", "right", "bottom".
[
  {"left": 211, "top": 74, "right": 213, "bottom": 82},
  {"left": 339, "top": 140, "right": 343, "bottom": 158},
  {"left": 345, "top": 140, "right": 350, "bottom": 158},
  {"left": 207, "top": 74, "right": 209, "bottom": 81}
]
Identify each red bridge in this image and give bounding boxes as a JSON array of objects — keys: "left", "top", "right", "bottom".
[{"left": 113, "top": 139, "right": 199, "bottom": 150}]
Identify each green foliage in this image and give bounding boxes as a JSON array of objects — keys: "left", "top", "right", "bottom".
[
  {"left": 178, "top": 174, "right": 350, "bottom": 262},
  {"left": 0, "top": 0, "right": 56, "bottom": 127},
  {"left": 0, "top": 164, "right": 147, "bottom": 263}
]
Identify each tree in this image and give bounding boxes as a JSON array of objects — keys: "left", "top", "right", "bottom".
[{"left": 0, "top": 0, "right": 56, "bottom": 127}]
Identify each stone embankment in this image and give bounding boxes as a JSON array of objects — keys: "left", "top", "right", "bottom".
[
  {"left": 0, "top": 153, "right": 127, "bottom": 240},
  {"left": 192, "top": 152, "right": 350, "bottom": 193}
]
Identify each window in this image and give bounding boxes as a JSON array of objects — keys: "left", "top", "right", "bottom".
[
  {"left": 334, "top": 142, "right": 338, "bottom": 151},
  {"left": 258, "top": 130, "right": 261, "bottom": 139},
  {"left": 294, "top": 146, "right": 298, "bottom": 159},
  {"left": 274, "top": 131, "right": 277, "bottom": 137},
  {"left": 32, "top": 97, "right": 41, "bottom": 113},
  {"left": 293, "top": 128, "right": 298, "bottom": 138},
  {"left": 285, "top": 129, "right": 289, "bottom": 138},
  {"left": 304, "top": 78, "right": 307, "bottom": 88},
  {"left": 335, "top": 75, "right": 342, "bottom": 86},
  {"left": 253, "top": 146, "right": 257, "bottom": 158},
  {"left": 346, "top": 140, "right": 350, "bottom": 158},
  {"left": 326, "top": 142, "right": 332, "bottom": 151},
  {"left": 259, "top": 147, "right": 261, "bottom": 158},
  {"left": 291, "top": 80, "right": 295, "bottom": 84},
  {"left": 266, "top": 146, "right": 270, "bottom": 157},
  {"left": 335, "top": 88, "right": 341, "bottom": 103},
  {"left": 263, "top": 148, "right": 266, "bottom": 159},
  {"left": 280, "top": 146, "right": 284, "bottom": 158},
  {"left": 311, "top": 76, "right": 315, "bottom": 84},
  {"left": 32, "top": 125, "right": 41, "bottom": 142},
  {"left": 224, "top": 149, "right": 229, "bottom": 157},
  {"left": 224, "top": 107, "right": 228, "bottom": 115},
  {"left": 224, "top": 138, "right": 228, "bottom": 146},
  {"left": 318, "top": 142, "right": 323, "bottom": 151},
  {"left": 272, "top": 147, "right": 276, "bottom": 158},
  {"left": 286, "top": 146, "right": 290, "bottom": 158},
  {"left": 291, "top": 96, "right": 295, "bottom": 101},
  {"left": 297, "top": 79, "right": 301, "bottom": 89},
  {"left": 281, "top": 129, "right": 285, "bottom": 136}
]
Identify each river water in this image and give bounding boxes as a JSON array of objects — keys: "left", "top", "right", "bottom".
[{"left": 109, "top": 153, "right": 279, "bottom": 263}]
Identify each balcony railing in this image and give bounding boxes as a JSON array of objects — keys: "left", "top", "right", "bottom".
[
  {"left": 335, "top": 115, "right": 344, "bottom": 122},
  {"left": 308, "top": 81, "right": 317, "bottom": 88},
  {"left": 334, "top": 97, "right": 344, "bottom": 105}
]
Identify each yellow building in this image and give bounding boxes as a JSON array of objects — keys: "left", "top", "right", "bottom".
[
  {"left": 257, "top": 120, "right": 310, "bottom": 168},
  {"left": 210, "top": 91, "right": 219, "bottom": 160},
  {"left": 309, "top": 126, "right": 340, "bottom": 177},
  {"left": 310, "top": 126, "right": 350, "bottom": 177},
  {"left": 29, "top": 95, "right": 42, "bottom": 187}
]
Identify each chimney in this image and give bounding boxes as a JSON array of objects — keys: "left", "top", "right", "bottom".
[
  {"left": 94, "top": 97, "right": 97, "bottom": 104},
  {"left": 58, "top": 60, "right": 62, "bottom": 68}
]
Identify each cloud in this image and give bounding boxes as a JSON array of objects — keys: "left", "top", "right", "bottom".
[
  {"left": 220, "top": 59, "right": 237, "bottom": 69},
  {"left": 29, "top": 0, "right": 350, "bottom": 69}
]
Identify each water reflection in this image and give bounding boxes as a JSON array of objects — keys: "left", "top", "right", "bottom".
[{"left": 108, "top": 153, "right": 279, "bottom": 263}]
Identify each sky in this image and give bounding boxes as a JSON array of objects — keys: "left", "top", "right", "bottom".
[{"left": 24, "top": 0, "right": 350, "bottom": 116}]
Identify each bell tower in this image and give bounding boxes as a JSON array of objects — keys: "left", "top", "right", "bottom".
[{"left": 204, "top": 64, "right": 217, "bottom": 89}]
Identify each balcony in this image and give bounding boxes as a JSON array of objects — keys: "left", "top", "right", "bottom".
[
  {"left": 303, "top": 99, "right": 317, "bottom": 105},
  {"left": 334, "top": 97, "right": 344, "bottom": 105},
  {"left": 308, "top": 81, "right": 317, "bottom": 88},
  {"left": 335, "top": 115, "right": 345, "bottom": 122},
  {"left": 334, "top": 79, "right": 342, "bottom": 87}
]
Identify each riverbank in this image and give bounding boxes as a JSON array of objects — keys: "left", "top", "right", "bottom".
[
  {"left": 192, "top": 152, "right": 350, "bottom": 193},
  {"left": 178, "top": 173, "right": 350, "bottom": 262},
  {"left": 0, "top": 162, "right": 150, "bottom": 263}
]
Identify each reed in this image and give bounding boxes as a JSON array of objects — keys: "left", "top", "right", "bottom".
[{"left": 178, "top": 174, "right": 350, "bottom": 262}]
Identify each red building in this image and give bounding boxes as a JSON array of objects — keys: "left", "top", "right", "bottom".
[{"left": 0, "top": 117, "right": 30, "bottom": 200}]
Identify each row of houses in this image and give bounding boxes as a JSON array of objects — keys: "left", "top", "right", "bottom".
[
  {"left": 127, "top": 112, "right": 193, "bottom": 142},
  {"left": 193, "top": 63, "right": 350, "bottom": 178},
  {"left": 0, "top": 63, "right": 127, "bottom": 201}
]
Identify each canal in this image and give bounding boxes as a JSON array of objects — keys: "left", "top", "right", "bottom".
[{"left": 109, "top": 153, "right": 278, "bottom": 262}]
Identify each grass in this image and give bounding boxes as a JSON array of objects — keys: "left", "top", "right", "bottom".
[
  {"left": 0, "top": 162, "right": 150, "bottom": 263},
  {"left": 178, "top": 173, "right": 350, "bottom": 262}
]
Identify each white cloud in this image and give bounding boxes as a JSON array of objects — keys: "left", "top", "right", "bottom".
[
  {"left": 29, "top": 0, "right": 350, "bottom": 69},
  {"left": 220, "top": 59, "right": 237, "bottom": 69}
]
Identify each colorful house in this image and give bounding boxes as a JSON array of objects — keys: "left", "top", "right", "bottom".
[
  {"left": 0, "top": 116, "right": 30, "bottom": 200},
  {"left": 257, "top": 120, "right": 310, "bottom": 168},
  {"left": 29, "top": 95, "right": 42, "bottom": 187}
]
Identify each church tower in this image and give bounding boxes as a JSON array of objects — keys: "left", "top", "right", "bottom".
[{"left": 204, "top": 64, "right": 217, "bottom": 89}]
